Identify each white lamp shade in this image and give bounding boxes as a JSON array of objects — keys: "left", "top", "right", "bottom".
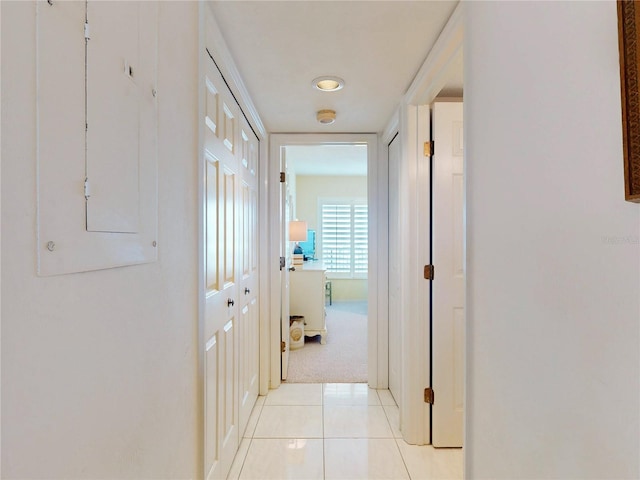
[{"left": 289, "top": 221, "right": 308, "bottom": 242}]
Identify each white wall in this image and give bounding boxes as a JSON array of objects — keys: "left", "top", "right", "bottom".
[
  {"left": 295, "top": 175, "right": 367, "bottom": 230},
  {"left": 465, "top": 2, "right": 640, "bottom": 479},
  {"left": 1, "top": 2, "right": 201, "bottom": 478}
]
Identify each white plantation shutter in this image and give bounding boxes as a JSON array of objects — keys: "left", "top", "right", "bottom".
[
  {"left": 354, "top": 205, "right": 368, "bottom": 274},
  {"left": 320, "top": 200, "right": 367, "bottom": 277}
]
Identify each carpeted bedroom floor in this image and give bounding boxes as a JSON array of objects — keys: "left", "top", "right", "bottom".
[{"left": 285, "top": 301, "right": 368, "bottom": 383}]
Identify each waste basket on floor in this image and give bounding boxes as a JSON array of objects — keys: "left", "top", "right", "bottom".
[{"left": 289, "top": 315, "right": 305, "bottom": 350}]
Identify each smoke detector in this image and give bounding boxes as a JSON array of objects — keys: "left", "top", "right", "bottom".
[{"left": 316, "top": 109, "right": 336, "bottom": 125}]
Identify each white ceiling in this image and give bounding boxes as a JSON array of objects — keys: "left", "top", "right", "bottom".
[{"left": 209, "top": 1, "right": 461, "bottom": 134}]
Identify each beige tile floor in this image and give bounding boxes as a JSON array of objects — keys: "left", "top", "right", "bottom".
[{"left": 227, "top": 383, "right": 462, "bottom": 480}]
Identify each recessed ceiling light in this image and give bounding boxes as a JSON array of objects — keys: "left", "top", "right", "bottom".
[
  {"left": 317, "top": 109, "right": 336, "bottom": 125},
  {"left": 313, "top": 76, "right": 344, "bottom": 92}
]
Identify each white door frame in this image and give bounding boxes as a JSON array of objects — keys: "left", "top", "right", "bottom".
[
  {"left": 268, "top": 133, "right": 384, "bottom": 389},
  {"left": 380, "top": 2, "right": 463, "bottom": 445}
]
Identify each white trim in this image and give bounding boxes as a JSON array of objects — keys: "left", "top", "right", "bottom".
[
  {"left": 269, "top": 133, "right": 382, "bottom": 389},
  {"left": 377, "top": 113, "right": 395, "bottom": 391},
  {"left": 381, "top": 108, "right": 400, "bottom": 147},
  {"left": 203, "top": 3, "right": 266, "bottom": 139},
  {"left": 370, "top": 134, "right": 388, "bottom": 389},
  {"left": 397, "top": 104, "right": 428, "bottom": 445},
  {"left": 417, "top": 104, "right": 432, "bottom": 445},
  {"left": 258, "top": 136, "right": 271, "bottom": 395},
  {"left": 196, "top": 4, "right": 206, "bottom": 478},
  {"left": 404, "top": 2, "right": 463, "bottom": 106}
]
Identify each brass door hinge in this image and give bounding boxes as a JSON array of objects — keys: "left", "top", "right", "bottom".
[
  {"left": 280, "top": 172, "right": 286, "bottom": 183},
  {"left": 424, "top": 264, "right": 434, "bottom": 280},
  {"left": 424, "top": 387, "right": 434, "bottom": 404},
  {"left": 281, "top": 341, "right": 286, "bottom": 353},
  {"left": 424, "top": 141, "right": 434, "bottom": 157}
]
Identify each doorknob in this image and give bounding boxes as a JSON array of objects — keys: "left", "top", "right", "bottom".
[
  {"left": 244, "top": 287, "right": 250, "bottom": 295},
  {"left": 227, "top": 299, "right": 235, "bottom": 307},
  {"left": 288, "top": 266, "right": 296, "bottom": 272}
]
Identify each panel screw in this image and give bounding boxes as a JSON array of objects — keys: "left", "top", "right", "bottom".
[
  {"left": 46, "top": 241, "right": 55, "bottom": 252},
  {"left": 152, "top": 241, "right": 157, "bottom": 247}
]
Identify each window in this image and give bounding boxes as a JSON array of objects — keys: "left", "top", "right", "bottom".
[{"left": 320, "top": 199, "right": 367, "bottom": 277}]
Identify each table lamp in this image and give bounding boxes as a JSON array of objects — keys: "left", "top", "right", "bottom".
[{"left": 289, "top": 220, "right": 308, "bottom": 253}]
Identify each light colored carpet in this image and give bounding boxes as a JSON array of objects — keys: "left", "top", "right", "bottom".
[{"left": 285, "top": 301, "right": 368, "bottom": 383}]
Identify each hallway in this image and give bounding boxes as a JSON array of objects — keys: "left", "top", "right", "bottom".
[{"left": 228, "top": 383, "right": 462, "bottom": 479}]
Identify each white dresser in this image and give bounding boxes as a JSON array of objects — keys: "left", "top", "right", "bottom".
[{"left": 289, "top": 262, "right": 327, "bottom": 344}]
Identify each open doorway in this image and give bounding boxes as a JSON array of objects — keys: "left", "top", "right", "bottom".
[
  {"left": 268, "top": 133, "right": 385, "bottom": 391},
  {"left": 285, "top": 144, "right": 368, "bottom": 383}
]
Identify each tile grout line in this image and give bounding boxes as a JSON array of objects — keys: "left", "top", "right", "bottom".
[
  {"left": 246, "top": 398, "right": 266, "bottom": 476},
  {"left": 235, "top": 437, "right": 252, "bottom": 480},
  {"left": 233, "top": 397, "right": 263, "bottom": 480},
  {"left": 378, "top": 390, "right": 412, "bottom": 479},
  {"left": 322, "top": 383, "right": 326, "bottom": 480},
  {"left": 393, "top": 436, "right": 413, "bottom": 480}
]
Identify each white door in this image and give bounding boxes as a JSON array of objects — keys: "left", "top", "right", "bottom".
[
  {"left": 388, "top": 135, "right": 402, "bottom": 405},
  {"left": 431, "top": 101, "right": 464, "bottom": 448},
  {"left": 238, "top": 117, "right": 260, "bottom": 436},
  {"left": 280, "top": 153, "right": 291, "bottom": 380},
  {"left": 203, "top": 60, "right": 240, "bottom": 479}
]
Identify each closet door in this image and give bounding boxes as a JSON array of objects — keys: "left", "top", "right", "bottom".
[
  {"left": 203, "top": 60, "right": 240, "bottom": 480},
  {"left": 238, "top": 117, "right": 260, "bottom": 434}
]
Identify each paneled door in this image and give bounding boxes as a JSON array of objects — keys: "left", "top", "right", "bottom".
[
  {"left": 388, "top": 134, "right": 402, "bottom": 406},
  {"left": 431, "top": 101, "right": 464, "bottom": 448},
  {"left": 237, "top": 116, "right": 260, "bottom": 435},
  {"left": 203, "top": 59, "right": 240, "bottom": 479}
]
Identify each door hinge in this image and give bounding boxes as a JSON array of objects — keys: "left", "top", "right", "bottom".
[
  {"left": 281, "top": 341, "right": 286, "bottom": 353},
  {"left": 424, "top": 141, "right": 434, "bottom": 157},
  {"left": 84, "top": 22, "right": 91, "bottom": 40},
  {"left": 280, "top": 172, "right": 286, "bottom": 183},
  {"left": 424, "top": 264, "right": 434, "bottom": 280},
  {"left": 424, "top": 387, "right": 434, "bottom": 404},
  {"left": 279, "top": 256, "right": 286, "bottom": 270}
]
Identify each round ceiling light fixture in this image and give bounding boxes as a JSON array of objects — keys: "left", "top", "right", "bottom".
[
  {"left": 316, "top": 109, "right": 336, "bottom": 125},
  {"left": 313, "top": 76, "right": 345, "bottom": 92}
]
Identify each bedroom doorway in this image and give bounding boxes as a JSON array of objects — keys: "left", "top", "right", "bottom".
[
  {"left": 268, "top": 133, "right": 385, "bottom": 390},
  {"left": 285, "top": 144, "right": 369, "bottom": 383}
]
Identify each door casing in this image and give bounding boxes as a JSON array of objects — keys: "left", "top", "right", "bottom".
[{"left": 268, "top": 133, "right": 382, "bottom": 389}]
